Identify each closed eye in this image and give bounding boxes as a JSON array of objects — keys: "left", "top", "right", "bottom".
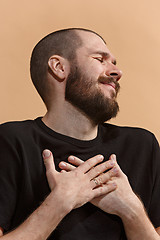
[
  {"left": 94, "top": 57, "right": 104, "bottom": 63},
  {"left": 95, "top": 57, "right": 117, "bottom": 65}
]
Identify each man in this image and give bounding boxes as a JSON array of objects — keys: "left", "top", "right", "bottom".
[{"left": 0, "top": 28, "right": 160, "bottom": 239}]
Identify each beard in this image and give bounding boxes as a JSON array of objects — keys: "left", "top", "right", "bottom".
[{"left": 65, "top": 63, "right": 120, "bottom": 125}]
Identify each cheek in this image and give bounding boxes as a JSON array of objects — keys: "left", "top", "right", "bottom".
[
  {"left": 84, "top": 60, "right": 103, "bottom": 77},
  {"left": 91, "top": 63, "right": 103, "bottom": 76}
]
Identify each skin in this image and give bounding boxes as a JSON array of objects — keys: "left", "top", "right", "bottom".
[
  {"left": 0, "top": 30, "right": 159, "bottom": 238},
  {"left": 59, "top": 154, "right": 160, "bottom": 239},
  {"left": 0, "top": 151, "right": 117, "bottom": 239},
  {"left": 42, "top": 30, "right": 160, "bottom": 238},
  {"left": 59, "top": 155, "right": 148, "bottom": 216},
  {"left": 42, "top": 30, "right": 122, "bottom": 140}
]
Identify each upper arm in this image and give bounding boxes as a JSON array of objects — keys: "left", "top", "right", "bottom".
[{"left": 0, "top": 128, "right": 21, "bottom": 232}]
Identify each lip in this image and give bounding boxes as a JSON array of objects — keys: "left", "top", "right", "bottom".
[
  {"left": 106, "top": 82, "right": 116, "bottom": 89},
  {"left": 101, "top": 82, "right": 116, "bottom": 90}
]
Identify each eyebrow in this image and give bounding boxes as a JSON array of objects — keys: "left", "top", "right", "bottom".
[{"left": 92, "top": 51, "right": 117, "bottom": 65}]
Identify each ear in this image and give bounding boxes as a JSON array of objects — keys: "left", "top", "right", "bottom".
[{"left": 48, "top": 55, "right": 69, "bottom": 81}]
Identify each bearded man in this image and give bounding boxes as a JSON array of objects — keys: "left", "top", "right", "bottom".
[{"left": 0, "top": 28, "right": 160, "bottom": 240}]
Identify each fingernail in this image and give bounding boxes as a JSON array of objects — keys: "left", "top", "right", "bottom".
[
  {"left": 69, "top": 156, "right": 75, "bottom": 161},
  {"left": 99, "top": 155, "right": 104, "bottom": 160},
  {"left": 60, "top": 162, "right": 67, "bottom": 167},
  {"left": 111, "top": 154, "right": 116, "bottom": 161},
  {"left": 43, "top": 150, "right": 51, "bottom": 159}
]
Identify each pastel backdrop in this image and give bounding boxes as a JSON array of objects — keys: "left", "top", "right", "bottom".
[{"left": 0, "top": 0, "right": 160, "bottom": 142}]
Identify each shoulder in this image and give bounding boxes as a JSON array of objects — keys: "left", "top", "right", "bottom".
[
  {"left": 0, "top": 119, "right": 38, "bottom": 142},
  {"left": 0, "top": 119, "right": 34, "bottom": 129},
  {"left": 101, "top": 123, "right": 158, "bottom": 145}
]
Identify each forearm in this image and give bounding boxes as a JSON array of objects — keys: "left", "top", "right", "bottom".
[
  {"left": 121, "top": 200, "right": 160, "bottom": 240},
  {"left": 1, "top": 192, "right": 70, "bottom": 240}
]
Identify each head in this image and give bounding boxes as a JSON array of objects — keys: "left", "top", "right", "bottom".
[
  {"left": 30, "top": 28, "right": 122, "bottom": 124},
  {"left": 30, "top": 28, "right": 104, "bottom": 104}
]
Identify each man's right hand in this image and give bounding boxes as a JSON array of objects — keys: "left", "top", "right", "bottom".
[
  {"left": 43, "top": 149, "right": 117, "bottom": 212},
  {"left": 0, "top": 150, "right": 117, "bottom": 240}
]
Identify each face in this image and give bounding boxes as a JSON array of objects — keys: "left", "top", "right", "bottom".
[{"left": 65, "top": 31, "right": 122, "bottom": 125}]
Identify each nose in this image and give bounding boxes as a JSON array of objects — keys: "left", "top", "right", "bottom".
[{"left": 105, "top": 65, "right": 122, "bottom": 81}]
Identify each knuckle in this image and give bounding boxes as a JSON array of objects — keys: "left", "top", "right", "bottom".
[
  {"left": 98, "top": 176, "right": 103, "bottom": 183},
  {"left": 94, "top": 164, "right": 101, "bottom": 173},
  {"left": 110, "top": 159, "right": 116, "bottom": 167},
  {"left": 103, "top": 163, "right": 108, "bottom": 170},
  {"left": 74, "top": 169, "right": 79, "bottom": 175},
  {"left": 99, "top": 186, "right": 103, "bottom": 193},
  {"left": 104, "top": 160, "right": 113, "bottom": 170},
  {"left": 112, "top": 166, "right": 119, "bottom": 175},
  {"left": 107, "top": 169, "right": 113, "bottom": 178},
  {"left": 108, "top": 181, "right": 117, "bottom": 191},
  {"left": 86, "top": 160, "right": 93, "bottom": 168}
]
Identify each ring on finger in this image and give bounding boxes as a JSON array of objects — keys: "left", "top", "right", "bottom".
[
  {"left": 93, "top": 178, "right": 99, "bottom": 186},
  {"left": 98, "top": 177, "right": 103, "bottom": 185}
]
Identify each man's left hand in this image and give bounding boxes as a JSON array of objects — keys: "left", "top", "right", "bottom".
[{"left": 59, "top": 154, "right": 142, "bottom": 218}]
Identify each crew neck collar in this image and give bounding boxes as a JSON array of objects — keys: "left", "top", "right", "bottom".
[{"left": 35, "top": 117, "right": 102, "bottom": 147}]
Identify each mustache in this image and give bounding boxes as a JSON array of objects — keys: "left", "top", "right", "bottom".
[{"left": 98, "top": 76, "right": 120, "bottom": 94}]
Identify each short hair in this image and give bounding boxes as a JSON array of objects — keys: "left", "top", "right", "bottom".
[{"left": 30, "top": 28, "right": 105, "bottom": 104}]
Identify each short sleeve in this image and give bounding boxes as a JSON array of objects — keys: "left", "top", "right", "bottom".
[
  {"left": 0, "top": 124, "right": 21, "bottom": 231},
  {"left": 148, "top": 134, "right": 160, "bottom": 228}
]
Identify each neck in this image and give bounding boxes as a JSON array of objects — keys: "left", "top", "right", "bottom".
[{"left": 42, "top": 101, "right": 98, "bottom": 141}]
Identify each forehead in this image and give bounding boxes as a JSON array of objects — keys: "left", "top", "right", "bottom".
[{"left": 76, "top": 30, "right": 113, "bottom": 56}]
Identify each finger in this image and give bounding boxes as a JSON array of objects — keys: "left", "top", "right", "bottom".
[
  {"left": 113, "top": 163, "right": 124, "bottom": 177},
  {"left": 109, "top": 155, "right": 124, "bottom": 178},
  {"left": 90, "top": 166, "right": 118, "bottom": 188},
  {"left": 42, "top": 149, "right": 56, "bottom": 190},
  {"left": 92, "top": 181, "right": 117, "bottom": 197},
  {"left": 59, "top": 161, "right": 76, "bottom": 171},
  {"left": 87, "top": 159, "right": 115, "bottom": 180},
  {"left": 43, "top": 149, "right": 56, "bottom": 172},
  {"left": 77, "top": 155, "right": 104, "bottom": 173},
  {"left": 109, "top": 154, "right": 117, "bottom": 162},
  {"left": 68, "top": 156, "right": 84, "bottom": 166},
  {"left": 60, "top": 169, "right": 67, "bottom": 173}
]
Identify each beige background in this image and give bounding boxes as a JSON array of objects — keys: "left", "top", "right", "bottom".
[{"left": 0, "top": 0, "right": 160, "bottom": 142}]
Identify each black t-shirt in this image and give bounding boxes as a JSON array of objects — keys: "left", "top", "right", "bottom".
[{"left": 0, "top": 117, "right": 160, "bottom": 239}]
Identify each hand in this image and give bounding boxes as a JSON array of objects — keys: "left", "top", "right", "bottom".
[
  {"left": 59, "top": 154, "right": 142, "bottom": 218},
  {"left": 42, "top": 150, "right": 117, "bottom": 212}
]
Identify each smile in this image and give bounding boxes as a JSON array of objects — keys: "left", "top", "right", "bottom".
[
  {"left": 105, "top": 82, "right": 116, "bottom": 89},
  {"left": 101, "top": 82, "right": 116, "bottom": 90}
]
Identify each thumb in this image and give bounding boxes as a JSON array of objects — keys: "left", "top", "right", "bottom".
[
  {"left": 42, "top": 149, "right": 56, "bottom": 190},
  {"left": 43, "top": 149, "right": 55, "bottom": 171}
]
